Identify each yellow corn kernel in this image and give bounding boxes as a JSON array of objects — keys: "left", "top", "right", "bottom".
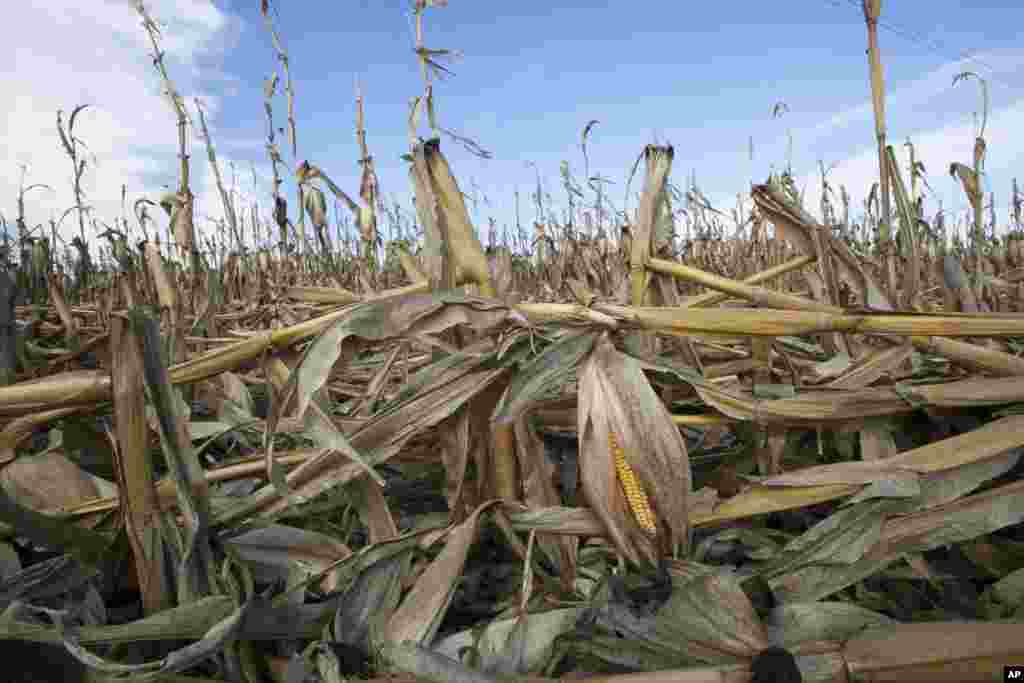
[{"left": 610, "top": 430, "right": 657, "bottom": 534}]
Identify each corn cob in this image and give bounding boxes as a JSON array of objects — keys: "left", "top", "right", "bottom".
[{"left": 610, "top": 430, "right": 657, "bottom": 534}]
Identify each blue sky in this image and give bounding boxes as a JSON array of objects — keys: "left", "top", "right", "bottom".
[{"left": 4, "top": 0, "right": 1024, "bottom": 252}]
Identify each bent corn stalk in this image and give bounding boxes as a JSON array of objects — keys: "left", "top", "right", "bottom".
[{"left": 645, "top": 257, "right": 1024, "bottom": 375}]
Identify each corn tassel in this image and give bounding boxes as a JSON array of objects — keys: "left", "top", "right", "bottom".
[{"left": 610, "top": 430, "right": 657, "bottom": 534}]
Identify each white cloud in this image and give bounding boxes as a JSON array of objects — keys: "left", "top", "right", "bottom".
[
  {"left": 632, "top": 50, "right": 1024, "bottom": 241},
  {"left": 746, "top": 49, "right": 1024, "bottom": 234},
  {"left": 8, "top": 2, "right": 1023, "bottom": 259},
  {"left": 0, "top": 0, "right": 250, "bottom": 256},
  {"left": 796, "top": 50, "right": 1024, "bottom": 152},
  {"left": 797, "top": 96, "right": 1024, "bottom": 234}
]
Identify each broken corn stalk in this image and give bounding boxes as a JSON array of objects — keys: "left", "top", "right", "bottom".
[{"left": 610, "top": 430, "right": 657, "bottom": 534}]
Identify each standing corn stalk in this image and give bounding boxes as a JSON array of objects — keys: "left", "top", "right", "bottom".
[
  {"left": 951, "top": 71, "right": 990, "bottom": 304},
  {"left": 262, "top": 72, "right": 292, "bottom": 252},
  {"left": 135, "top": 1, "right": 198, "bottom": 277},
  {"left": 356, "top": 83, "right": 382, "bottom": 277},
  {"left": 194, "top": 98, "right": 242, "bottom": 250},
  {"left": 260, "top": 0, "right": 301, "bottom": 251},
  {"left": 56, "top": 105, "right": 94, "bottom": 289},
  {"left": 862, "top": 0, "right": 894, "bottom": 298},
  {"left": 294, "top": 161, "right": 380, "bottom": 279}
]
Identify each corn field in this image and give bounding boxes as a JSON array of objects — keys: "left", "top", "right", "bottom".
[{"left": 1, "top": 1, "right": 1024, "bottom": 682}]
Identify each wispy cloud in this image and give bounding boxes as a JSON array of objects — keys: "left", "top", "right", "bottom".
[
  {"left": 719, "top": 49, "right": 1024, "bottom": 231},
  {"left": 1, "top": 0, "right": 257, "bottom": 250},
  {"left": 799, "top": 95, "right": 1024, "bottom": 231},
  {"left": 6, "top": 2, "right": 1024, "bottom": 251},
  {"left": 795, "top": 49, "right": 1023, "bottom": 150}
]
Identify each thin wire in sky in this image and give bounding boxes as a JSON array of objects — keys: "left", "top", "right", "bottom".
[{"left": 821, "top": 0, "right": 1017, "bottom": 93}]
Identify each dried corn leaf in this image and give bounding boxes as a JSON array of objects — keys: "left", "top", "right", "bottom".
[
  {"left": 287, "top": 292, "right": 514, "bottom": 423},
  {"left": 761, "top": 415, "right": 1024, "bottom": 488},
  {"left": 217, "top": 353, "right": 510, "bottom": 525},
  {"left": 752, "top": 183, "right": 892, "bottom": 310},
  {"left": 825, "top": 342, "right": 912, "bottom": 389},
  {"left": 631, "top": 145, "right": 673, "bottom": 306},
  {"left": 0, "top": 406, "right": 85, "bottom": 464},
  {"left": 886, "top": 145, "right": 921, "bottom": 307},
  {"left": 0, "top": 483, "right": 109, "bottom": 569},
  {"left": 47, "top": 273, "right": 79, "bottom": 349},
  {"left": 300, "top": 399, "right": 386, "bottom": 487},
  {"left": 513, "top": 416, "right": 578, "bottom": 588},
  {"left": 493, "top": 330, "right": 598, "bottom": 426},
  {"left": 859, "top": 423, "right": 898, "bottom": 461},
  {"left": 385, "top": 500, "right": 502, "bottom": 645},
  {"left": 438, "top": 403, "right": 472, "bottom": 515},
  {"left": 1, "top": 451, "right": 100, "bottom": 514}
]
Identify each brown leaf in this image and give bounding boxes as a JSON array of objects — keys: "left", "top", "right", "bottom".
[
  {"left": 385, "top": 500, "right": 502, "bottom": 645},
  {"left": 513, "top": 417, "right": 578, "bottom": 589},
  {"left": 752, "top": 183, "right": 892, "bottom": 310},
  {"left": 761, "top": 415, "right": 1024, "bottom": 488},
  {"left": 1, "top": 451, "right": 99, "bottom": 514}
]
